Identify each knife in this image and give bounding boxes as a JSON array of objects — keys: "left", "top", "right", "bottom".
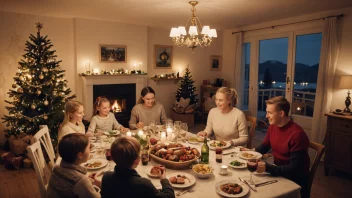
[
  {"left": 255, "top": 180, "right": 278, "bottom": 187},
  {"left": 238, "top": 177, "right": 257, "bottom": 192}
]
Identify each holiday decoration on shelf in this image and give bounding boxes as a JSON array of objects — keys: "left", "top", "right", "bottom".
[
  {"left": 2, "top": 22, "right": 76, "bottom": 144},
  {"left": 174, "top": 66, "right": 197, "bottom": 114},
  {"left": 79, "top": 68, "right": 146, "bottom": 76}
]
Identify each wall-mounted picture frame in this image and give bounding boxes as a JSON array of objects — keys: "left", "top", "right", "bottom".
[
  {"left": 154, "top": 45, "right": 173, "bottom": 69},
  {"left": 99, "top": 45, "right": 127, "bottom": 63},
  {"left": 210, "top": 55, "right": 222, "bottom": 71}
]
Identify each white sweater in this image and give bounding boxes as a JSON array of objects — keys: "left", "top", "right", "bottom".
[
  {"left": 88, "top": 112, "right": 122, "bottom": 133},
  {"left": 204, "top": 107, "right": 249, "bottom": 146},
  {"left": 58, "top": 122, "right": 85, "bottom": 142}
]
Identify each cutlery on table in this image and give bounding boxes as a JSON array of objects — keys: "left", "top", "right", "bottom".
[
  {"left": 176, "top": 185, "right": 198, "bottom": 196},
  {"left": 238, "top": 177, "right": 257, "bottom": 192},
  {"left": 255, "top": 180, "right": 278, "bottom": 187}
]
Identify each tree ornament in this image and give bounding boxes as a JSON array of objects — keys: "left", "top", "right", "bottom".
[
  {"left": 37, "top": 90, "right": 41, "bottom": 95},
  {"left": 31, "top": 103, "right": 36, "bottom": 110},
  {"left": 43, "top": 114, "right": 48, "bottom": 120},
  {"left": 19, "top": 76, "right": 24, "bottom": 81},
  {"left": 52, "top": 90, "right": 57, "bottom": 96},
  {"left": 52, "top": 75, "right": 56, "bottom": 80},
  {"left": 44, "top": 99, "right": 49, "bottom": 106},
  {"left": 28, "top": 89, "right": 33, "bottom": 94},
  {"left": 17, "top": 88, "right": 23, "bottom": 93},
  {"left": 39, "top": 73, "right": 44, "bottom": 79},
  {"left": 12, "top": 84, "right": 17, "bottom": 88},
  {"left": 42, "top": 67, "right": 48, "bottom": 72},
  {"left": 59, "top": 92, "right": 65, "bottom": 97}
]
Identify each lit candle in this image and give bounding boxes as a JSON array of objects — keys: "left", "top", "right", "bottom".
[
  {"left": 93, "top": 68, "right": 100, "bottom": 74},
  {"left": 161, "top": 74, "right": 164, "bottom": 78},
  {"left": 134, "top": 63, "right": 137, "bottom": 71},
  {"left": 166, "top": 127, "right": 173, "bottom": 141},
  {"left": 126, "top": 131, "right": 132, "bottom": 137},
  {"left": 160, "top": 132, "right": 166, "bottom": 142},
  {"left": 125, "top": 69, "right": 128, "bottom": 74},
  {"left": 138, "top": 130, "right": 143, "bottom": 137}
]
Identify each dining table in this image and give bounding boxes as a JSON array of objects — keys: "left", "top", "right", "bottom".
[{"left": 86, "top": 131, "right": 301, "bottom": 198}]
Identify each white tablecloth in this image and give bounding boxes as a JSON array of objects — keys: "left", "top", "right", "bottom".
[{"left": 86, "top": 133, "right": 301, "bottom": 198}]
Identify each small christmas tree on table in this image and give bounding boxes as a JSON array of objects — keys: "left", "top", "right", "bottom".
[
  {"left": 174, "top": 66, "right": 197, "bottom": 114},
  {"left": 2, "top": 22, "right": 75, "bottom": 145}
]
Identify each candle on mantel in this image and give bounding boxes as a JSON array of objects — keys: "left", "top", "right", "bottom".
[
  {"left": 160, "top": 132, "right": 166, "bottom": 142},
  {"left": 161, "top": 74, "right": 164, "bottom": 78},
  {"left": 166, "top": 127, "right": 173, "bottom": 141},
  {"left": 126, "top": 131, "right": 132, "bottom": 137},
  {"left": 125, "top": 69, "right": 128, "bottom": 74},
  {"left": 138, "top": 130, "right": 143, "bottom": 137}
]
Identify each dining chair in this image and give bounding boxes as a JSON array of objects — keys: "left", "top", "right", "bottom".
[
  {"left": 245, "top": 116, "right": 257, "bottom": 149},
  {"left": 27, "top": 140, "right": 52, "bottom": 198},
  {"left": 33, "top": 125, "right": 56, "bottom": 169},
  {"left": 308, "top": 141, "right": 325, "bottom": 195}
]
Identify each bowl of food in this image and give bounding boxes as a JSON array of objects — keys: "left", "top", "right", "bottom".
[
  {"left": 192, "top": 164, "right": 213, "bottom": 179},
  {"left": 149, "top": 143, "right": 200, "bottom": 169}
]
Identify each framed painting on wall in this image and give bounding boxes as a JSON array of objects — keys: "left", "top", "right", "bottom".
[
  {"left": 99, "top": 45, "right": 127, "bottom": 63},
  {"left": 154, "top": 45, "right": 173, "bottom": 69},
  {"left": 210, "top": 55, "right": 222, "bottom": 71}
]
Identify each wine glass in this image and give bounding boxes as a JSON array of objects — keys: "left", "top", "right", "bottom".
[
  {"left": 247, "top": 159, "right": 258, "bottom": 184},
  {"left": 166, "top": 119, "right": 173, "bottom": 128},
  {"left": 180, "top": 123, "right": 188, "bottom": 138}
]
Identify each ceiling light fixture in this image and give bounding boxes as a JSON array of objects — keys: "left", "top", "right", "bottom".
[{"left": 169, "top": 1, "right": 217, "bottom": 52}]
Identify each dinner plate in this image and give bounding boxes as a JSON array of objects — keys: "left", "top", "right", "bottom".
[
  {"left": 103, "top": 130, "right": 120, "bottom": 136},
  {"left": 215, "top": 180, "right": 249, "bottom": 198},
  {"left": 81, "top": 159, "right": 108, "bottom": 170},
  {"left": 146, "top": 166, "right": 162, "bottom": 178},
  {"left": 238, "top": 151, "right": 262, "bottom": 160},
  {"left": 208, "top": 140, "right": 232, "bottom": 150},
  {"left": 167, "top": 172, "right": 196, "bottom": 188},
  {"left": 228, "top": 159, "right": 247, "bottom": 169}
]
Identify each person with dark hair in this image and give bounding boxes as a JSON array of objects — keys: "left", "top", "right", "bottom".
[
  {"left": 255, "top": 96, "right": 310, "bottom": 198},
  {"left": 129, "top": 86, "right": 167, "bottom": 129},
  {"left": 101, "top": 136, "right": 175, "bottom": 198},
  {"left": 47, "top": 133, "right": 100, "bottom": 198},
  {"left": 197, "top": 87, "right": 248, "bottom": 147}
]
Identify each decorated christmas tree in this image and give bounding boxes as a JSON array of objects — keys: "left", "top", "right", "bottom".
[
  {"left": 175, "top": 66, "right": 198, "bottom": 105},
  {"left": 2, "top": 23, "right": 75, "bottom": 144}
]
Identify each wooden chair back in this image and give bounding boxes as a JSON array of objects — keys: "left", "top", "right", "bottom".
[
  {"left": 308, "top": 141, "right": 325, "bottom": 194},
  {"left": 245, "top": 116, "right": 257, "bottom": 149},
  {"left": 27, "top": 140, "right": 51, "bottom": 198},
  {"left": 33, "top": 125, "right": 55, "bottom": 169}
]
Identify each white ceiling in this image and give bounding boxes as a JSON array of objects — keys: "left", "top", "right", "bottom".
[{"left": 1, "top": 0, "right": 352, "bottom": 30}]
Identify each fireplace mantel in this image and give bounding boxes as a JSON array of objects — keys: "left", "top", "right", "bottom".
[{"left": 81, "top": 75, "right": 147, "bottom": 120}]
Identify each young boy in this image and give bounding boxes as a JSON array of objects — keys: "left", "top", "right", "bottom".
[{"left": 101, "top": 136, "right": 175, "bottom": 198}]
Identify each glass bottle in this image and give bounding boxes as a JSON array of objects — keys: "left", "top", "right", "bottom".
[
  {"left": 215, "top": 148, "right": 222, "bottom": 163},
  {"left": 201, "top": 137, "right": 209, "bottom": 164}
]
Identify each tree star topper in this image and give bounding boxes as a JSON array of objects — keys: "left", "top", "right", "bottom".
[{"left": 36, "top": 22, "right": 43, "bottom": 32}]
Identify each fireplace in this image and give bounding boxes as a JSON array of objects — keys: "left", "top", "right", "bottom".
[{"left": 93, "top": 84, "right": 136, "bottom": 127}]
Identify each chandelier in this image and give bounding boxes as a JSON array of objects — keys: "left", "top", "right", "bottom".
[{"left": 169, "top": 1, "right": 217, "bottom": 52}]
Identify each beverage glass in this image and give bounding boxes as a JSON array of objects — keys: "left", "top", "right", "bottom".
[
  {"left": 247, "top": 159, "right": 258, "bottom": 184},
  {"left": 141, "top": 150, "right": 149, "bottom": 166},
  {"left": 180, "top": 123, "right": 188, "bottom": 137},
  {"left": 166, "top": 119, "right": 173, "bottom": 128}
]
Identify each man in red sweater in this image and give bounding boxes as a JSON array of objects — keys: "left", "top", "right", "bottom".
[{"left": 255, "top": 96, "right": 310, "bottom": 198}]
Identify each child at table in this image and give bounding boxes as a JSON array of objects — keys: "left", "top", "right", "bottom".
[
  {"left": 47, "top": 133, "right": 101, "bottom": 198},
  {"left": 100, "top": 136, "right": 175, "bottom": 198},
  {"left": 58, "top": 100, "right": 93, "bottom": 142},
  {"left": 87, "top": 96, "right": 128, "bottom": 135}
]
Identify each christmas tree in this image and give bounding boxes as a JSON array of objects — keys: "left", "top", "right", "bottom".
[
  {"left": 175, "top": 66, "right": 198, "bottom": 105},
  {"left": 2, "top": 23, "right": 75, "bottom": 144}
]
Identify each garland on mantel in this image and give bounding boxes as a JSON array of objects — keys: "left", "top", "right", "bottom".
[{"left": 79, "top": 68, "right": 147, "bottom": 76}]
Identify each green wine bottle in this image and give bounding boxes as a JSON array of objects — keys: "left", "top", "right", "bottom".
[{"left": 201, "top": 137, "right": 209, "bottom": 164}]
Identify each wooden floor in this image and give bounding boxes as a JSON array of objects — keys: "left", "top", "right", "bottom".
[{"left": 1, "top": 126, "right": 351, "bottom": 198}]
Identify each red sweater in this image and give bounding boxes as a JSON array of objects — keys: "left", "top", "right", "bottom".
[{"left": 263, "top": 120, "right": 310, "bottom": 174}]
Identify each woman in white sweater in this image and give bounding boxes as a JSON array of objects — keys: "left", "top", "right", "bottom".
[{"left": 198, "top": 87, "right": 248, "bottom": 147}]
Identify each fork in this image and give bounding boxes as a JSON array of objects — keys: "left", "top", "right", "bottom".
[{"left": 176, "top": 185, "right": 198, "bottom": 196}]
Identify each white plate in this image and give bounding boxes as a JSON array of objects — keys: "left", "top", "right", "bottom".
[
  {"left": 167, "top": 172, "right": 196, "bottom": 188},
  {"left": 238, "top": 151, "right": 262, "bottom": 160},
  {"left": 228, "top": 159, "right": 247, "bottom": 169},
  {"left": 104, "top": 130, "right": 120, "bottom": 136},
  {"left": 146, "top": 166, "right": 162, "bottom": 178},
  {"left": 215, "top": 180, "right": 249, "bottom": 198},
  {"left": 208, "top": 140, "right": 232, "bottom": 150},
  {"left": 82, "top": 159, "right": 108, "bottom": 170}
]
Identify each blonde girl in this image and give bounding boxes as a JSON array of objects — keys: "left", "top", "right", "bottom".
[
  {"left": 87, "top": 96, "right": 127, "bottom": 134},
  {"left": 58, "top": 100, "right": 92, "bottom": 142},
  {"left": 197, "top": 87, "right": 248, "bottom": 147}
]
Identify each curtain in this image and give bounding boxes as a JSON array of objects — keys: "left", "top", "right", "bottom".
[
  {"left": 233, "top": 32, "right": 244, "bottom": 109},
  {"left": 311, "top": 17, "right": 340, "bottom": 143}
]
